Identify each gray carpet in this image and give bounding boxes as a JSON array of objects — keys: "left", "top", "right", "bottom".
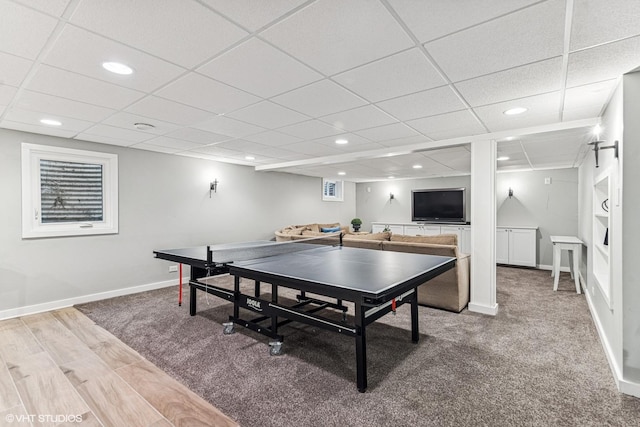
[{"left": 78, "top": 267, "right": 640, "bottom": 426}]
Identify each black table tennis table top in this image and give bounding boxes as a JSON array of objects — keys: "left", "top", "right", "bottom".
[{"left": 155, "top": 241, "right": 455, "bottom": 299}]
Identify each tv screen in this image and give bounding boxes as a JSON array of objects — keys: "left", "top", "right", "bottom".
[{"left": 412, "top": 188, "right": 466, "bottom": 223}]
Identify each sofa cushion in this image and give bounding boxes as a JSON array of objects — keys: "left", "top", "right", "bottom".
[
  {"left": 343, "top": 231, "right": 391, "bottom": 241},
  {"left": 382, "top": 241, "right": 457, "bottom": 258},
  {"left": 342, "top": 239, "right": 383, "bottom": 250},
  {"left": 390, "top": 233, "right": 458, "bottom": 246}
]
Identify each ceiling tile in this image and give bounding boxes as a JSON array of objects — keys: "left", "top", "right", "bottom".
[
  {"left": 201, "top": 0, "right": 309, "bottom": 31},
  {"left": 42, "top": 25, "right": 186, "bottom": 93},
  {"left": 227, "top": 101, "right": 308, "bottom": 129},
  {"left": 125, "top": 96, "right": 213, "bottom": 126},
  {"left": 0, "top": 120, "right": 77, "bottom": 138},
  {"left": 320, "top": 105, "right": 397, "bottom": 132},
  {"left": 164, "top": 127, "right": 232, "bottom": 145},
  {"left": 272, "top": 79, "right": 367, "bottom": 117},
  {"left": 333, "top": 48, "right": 447, "bottom": 102},
  {"left": 261, "top": 0, "right": 414, "bottom": 75},
  {"left": 377, "top": 135, "right": 430, "bottom": 148},
  {"left": 407, "top": 110, "right": 487, "bottom": 140},
  {"left": 425, "top": 0, "right": 565, "bottom": 82},
  {"left": 355, "top": 123, "right": 419, "bottom": 142},
  {"left": 473, "top": 92, "right": 562, "bottom": 132},
  {"left": 81, "top": 124, "right": 155, "bottom": 143},
  {"left": 312, "top": 133, "right": 382, "bottom": 153},
  {"left": 0, "top": 1, "right": 57, "bottom": 59},
  {"left": 70, "top": 0, "right": 248, "bottom": 68},
  {"left": 74, "top": 132, "right": 136, "bottom": 147},
  {"left": 27, "top": 65, "right": 145, "bottom": 109},
  {"left": 455, "top": 57, "right": 563, "bottom": 107},
  {"left": 566, "top": 35, "right": 640, "bottom": 88},
  {"left": 156, "top": 72, "right": 260, "bottom": 115},
  {"left": 376, "top": 85, "right": 467, "bottom": 121},
  {"left": 278, "top": 120, "right": 343, "bottom": 139},
  {"left": 14, "top": 0, "right": 71, "bottom": 16},
  {"left": 387, "top": 0, "right": 540, "bottom": 43},
  {"left": 0, "top": 51, "right": 32, "bottom": 86},
  {"left": 570, "top": 0, "right": 640, "bottom": 50},
  {"left": 129, "top": 143, "right": 182, "bottom": 154},
  {"left": 14, "top": 90, "right": 116, "bottom": 122},
  {"left": 192, "top": 115, "right": 266, "bottom": 138},
  {"left": 3, "top": 107, "right": 93, "bottom": 132},
  {"left": 280, "top": 140, "right": 344, "bottom": 157},
  {"left": 563, "top": 79, "right": 616, "bottom": 119},
  {"left": 101, "top": 112, "right": 180, "bottom": 135},
  {"left": 198, "top": 38, "right": 322, "bottom": 98},
  {"left": 0, "top": 85, "right": 17, "bottom": 105},
  {"left": 139, "top": 136, "right": 206, "bottom": 151},
  {"left": 243, "top": 130, "right": 302, "bottom": 146}
]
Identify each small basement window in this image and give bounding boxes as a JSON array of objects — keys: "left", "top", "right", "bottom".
[{"left": 21, "top": 143, "right": 118, "bottom": 238}]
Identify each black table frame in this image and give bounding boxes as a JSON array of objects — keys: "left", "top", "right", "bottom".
[{"left": 155, "top": 244, "right": 455, "bottom": 392}]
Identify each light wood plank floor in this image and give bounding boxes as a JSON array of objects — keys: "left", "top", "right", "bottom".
[{"left": 0, "top": 307, "right": 238, "bottom": 427}]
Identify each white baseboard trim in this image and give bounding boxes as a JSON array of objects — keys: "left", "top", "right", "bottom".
[
  {"left": 584, "top": 284, "right": 640, "bottom": 398},
  {"left": 468, "top": 302, "right": 499, "bottom": 316},
  {"left": 0, "top": 276, "right": 188, "bottom": 321}
]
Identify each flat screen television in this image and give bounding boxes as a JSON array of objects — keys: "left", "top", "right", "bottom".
[{"left": 411, "top": 188, "right": 466, "bottom": 223}]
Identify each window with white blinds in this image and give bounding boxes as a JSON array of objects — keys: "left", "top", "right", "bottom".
[
  {"left": 22, "top": 143, "right": 118, "bottom": 238},
  {"left": 40, "top": 160, "right": 104, "bottom": 223},
  {"left": 322, "top": 178, "right": 343, "bottom": 201}
]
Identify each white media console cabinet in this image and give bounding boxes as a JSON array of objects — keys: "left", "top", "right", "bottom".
[{"left": 371, "top": 222, "right": 537, "bottom": 267}]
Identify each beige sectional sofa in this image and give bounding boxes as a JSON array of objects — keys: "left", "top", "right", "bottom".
[{"left": 273, "top": 224, "right": 470, "bottom": 312}]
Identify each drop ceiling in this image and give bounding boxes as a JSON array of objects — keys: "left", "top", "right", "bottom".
[{"left": 1, "top": 0, "right": 639, "bottom": 182}]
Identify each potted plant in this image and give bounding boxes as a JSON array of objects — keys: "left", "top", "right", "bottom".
[{"left": 351, "top": 218, "right": 362, "bottom": 232}]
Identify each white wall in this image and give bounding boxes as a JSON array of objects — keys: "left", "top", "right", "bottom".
[
  {"left": 0, "top": 129, "right": 356, "bottom": 318},
  {"left": 497, "top": 168, "right": 579, "bottom": 267},
  {"left": 621, "top": 71, "right": 640, "bottom": 384},
  {"left": 355, "top": 168, "right": 579, "bottom": 268},
  {"left": 355, "top": 176, "right": 471, "bottom": 230},
  {"left": 578, "top": 70, "right": 640, "bottom": 396}
]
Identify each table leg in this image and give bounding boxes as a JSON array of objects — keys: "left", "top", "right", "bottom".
[
  {"left": 355, "top": 302, "right": 367, "bottom": 393},
  {"left": 553, "top": 245, "right": 561, "bottom": 291},
  {"left": 568, "top": 249, "right": 575, "bottom": 280},
  {"left": 411, "top": 289, "right": 419, "bottom": 343},
  {"left": 573, "top": 247, "right": 581, "bottom": 294}
]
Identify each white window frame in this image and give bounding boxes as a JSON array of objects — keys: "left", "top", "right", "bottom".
[
  {"left": 322, "top": 178, "right": 344, "bottom": 202},
  {"left": 21, "top": 143, "right": 118, "bottom": 238}
]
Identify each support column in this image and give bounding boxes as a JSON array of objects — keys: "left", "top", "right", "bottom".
[{"left": 469, "top": 139, "right": 498, "bottom": 315}]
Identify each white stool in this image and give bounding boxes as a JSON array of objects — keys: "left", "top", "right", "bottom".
[{"left": 550, "top": 235, "right": 583, "bottom": 294}]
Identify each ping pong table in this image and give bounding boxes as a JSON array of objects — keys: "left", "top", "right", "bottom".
[{"left": 154, "top": 237, "right": 455, "bottom": 392}]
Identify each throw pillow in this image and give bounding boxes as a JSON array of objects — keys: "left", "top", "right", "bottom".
[{"left": 321, "top": 226, "right": 341, "bottom": 233}]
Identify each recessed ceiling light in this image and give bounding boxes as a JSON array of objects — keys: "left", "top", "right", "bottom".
[
  {"left": 40, "top": 119, "right": 62, "bottom": 126},
  {"left": 134, "top": 122, "right": 155, "bottom": 130},
  {"left": 102, "top": 61, "right": 133, "bottom": 75},
  {"left": 388, "top": 176, "right": 395, "bottom": 179},
  {"left": 335, "top": 139, "right": 348, "bottom": 145},
  {"left": 245, "top": 155, "right": 255, "bottom": 160},
  {"left": 338, "top": 171, "right": 346, "bottom": 175},
  {"left": 505, "top": 136, "right": 515, "bottom": 141},
  {"left": 497, "top": 156, "right": 510, "bottom": 161},
  {"left": 503, "top": 107, "right": 527, "bottom": 115},
  {"left": 412, "top": 164, "right": 422, "bottom": 169}
]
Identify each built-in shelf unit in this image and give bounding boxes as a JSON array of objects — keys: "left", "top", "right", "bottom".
[{"left": 593, "top": 169, "right": 612, "bottom": 308}]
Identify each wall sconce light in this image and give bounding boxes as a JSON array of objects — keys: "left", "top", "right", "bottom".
[
  {"left": 210, "top": 179, "right": 218, "bottom": 198},
  {"left": 588, "top": 139, "right": 619, "bottom": 168},
  {"left": 389, "top": 192, "right": 395, "bottom": 202},
  {"left": 508, "top": 187, "right": 513, "bottom": 199}
]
